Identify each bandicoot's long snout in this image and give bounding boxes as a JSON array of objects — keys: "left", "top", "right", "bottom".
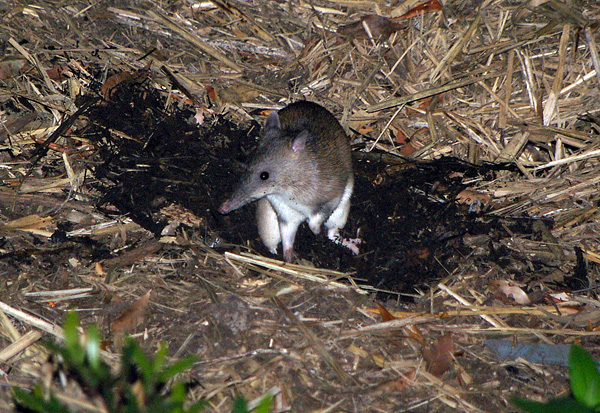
[
  {"left": 218, "top": 199, "right": 235, "bottom": 215},
  {"left": 219, "top": 178, "right": 265, "bottom": 214},
  {"left": 219, "top": 190, "right": 254, "bottom": 214}
]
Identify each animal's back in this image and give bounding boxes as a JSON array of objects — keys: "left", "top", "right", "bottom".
[{"left": 275, "top": 101, "right": 352, "bottom": 187}]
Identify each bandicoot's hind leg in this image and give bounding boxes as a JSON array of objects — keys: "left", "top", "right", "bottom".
[
  {"left": 325, "top": 178, "right": 361, "bottom": 255},
  {"left": 262, "top": 196, "right": 306, "bottom": 261},
  {"left": 280, "top": 218, "right": 303, "bottom": 262}
]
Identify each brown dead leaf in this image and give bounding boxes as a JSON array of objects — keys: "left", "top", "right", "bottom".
[
  {"left": 206, "top": 85, "right": 217, "bottom": 102},
  {"left": 375, "top": 303, "right": 425, "bottom": 344},
  {"left": 405, "top": 106, "right": 421, "bottom": 116},
  {"left": 423, "top": 334, "right": 454, "bottom": 377},
  {"left": 376, "top": 302, "right": 396, "bottom": 322},
  {"left": 490, "top": 280, "right": 531, "bottom": 304},
  {"left": 111, "top": 290, "right": 152, "bottom": 347},
  {"left": 103, "top": 239, "right": 163, "bottom": 273},
  {"left": 0, "top": 59, "right": 28, "bottom": 80},
  {"left": 1, "top": 214, "right": 54, "bottom": 230},
  {"left": 417, "top": 95, "right": 435, "bottom": 110},
  {"left": 393, "top": 127, "right": 418, "bottom": 155},
  {"left": 95, "top": 262, "right": 107, "bottom": 276},
  {"left": 394, "top": 129, "right": 408, "bottom": 144},
  {"left": 358, "top": 125, "right": 374, "bottom": 135},
  {"left": 405, "top": 247, "right": 430, "bottom": 265},
  {"left": 338, "top": 14, "right": 407, "bottom": 40},
  {"left": 399, "top": 142, "right": 417, "bottom": 156},
  {"left": 46, "top": 64, "right": 72, "bottom": 81},
  {"left": 404, "top": 323, "right": 425, "bottom": 345},
  {"left": 376, "top": 368, "right": 417, "bottom": 392},
  {"left": 455, "top": 189, "right": 491, "bottom": 207},
  {"left": 101, "top": 62, "right": 151, "bottom": 101},
  {"left": 392, "top": 0, "right": 443, "bottom": 20}
]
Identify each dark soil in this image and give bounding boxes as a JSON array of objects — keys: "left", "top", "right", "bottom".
[{"left": 2, "top": 0, "right": 596, "bottom": 411}]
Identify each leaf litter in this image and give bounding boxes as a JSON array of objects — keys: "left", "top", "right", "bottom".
[{"left": 1, "top": 0, "right": 600, "bottom": 411}]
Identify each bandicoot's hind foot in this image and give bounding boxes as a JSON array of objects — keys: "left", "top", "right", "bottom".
[
  {"left": 340, "top": 237, "right": 361, "bottom": 255},
  {"left": 283, "top": 247, "right": 297, "bottom": 262},
  {"left": 327, "top": 227, "right": 361, "bottom": 255}
]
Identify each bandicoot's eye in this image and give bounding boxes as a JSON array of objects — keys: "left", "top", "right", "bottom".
[{"left": 260, "top": 171, "right": 269, "bottom": 180}]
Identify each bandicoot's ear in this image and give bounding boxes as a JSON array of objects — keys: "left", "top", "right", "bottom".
[
  {"left": 292, "top": 130, "right": 309, "bottom": 153},
  {"left": 264, "top": 110, "right": 281, "bottom": 131}
]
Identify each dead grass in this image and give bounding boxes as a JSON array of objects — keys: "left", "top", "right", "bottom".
[{"left": 2, "top": 0, "right": 600, "bottom": 411}]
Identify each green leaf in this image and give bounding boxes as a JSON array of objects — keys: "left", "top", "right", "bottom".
[
  {"left": 128, "top": 338, "right": 153, "bottom": 384},
  {"left": 159, "top": 356, "right": 197, "bottom": 382},
  {"left": 85, "top": 323, "right": 102, "bottom": 372},
  {"left": 120, "top": 338, "right": 137, "bottom": 379},
  {"left": 14, "top": 312, "right": 208, "bottom": 413},
  {"left": 121, "top": 385, "right": 143, "bottom": 412},
  {"left": 169, "top": 382, "right": 186, "bottom": 405},
  {"left": 232, "top": 396, "right": 249, "bottom": 413},
  {"left": 63, "top": 311, "right": 84, "bottom": 364},
  {"left": 13, "top": 387, "right": 46, "bottom": 411},
  {"left": 186, "top": 399, "right": 208, "bottom": 413},
  {"left": 13, "top": 386, "right": 71, "bottom": 413},
  {"left": 151, "top": 343, "right": 168, "bottom": 375},
  {"left": 254, "top": 395, "right": 273, "bottom": 413},
  {"left": 570, "top": 345, "right": 600, "bottom": 408}
]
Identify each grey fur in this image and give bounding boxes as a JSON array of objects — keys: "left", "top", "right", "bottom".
[{"left": 219, "top": 101, "right": 353, "bottom": 261}]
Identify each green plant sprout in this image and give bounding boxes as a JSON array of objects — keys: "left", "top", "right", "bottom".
[{"left": 13, "top": 311, "right": 272, "bottom": 413}]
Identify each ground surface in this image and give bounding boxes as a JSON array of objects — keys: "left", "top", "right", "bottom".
[{"left": 2, "top": 0, "right": 600, "bottom": 411}]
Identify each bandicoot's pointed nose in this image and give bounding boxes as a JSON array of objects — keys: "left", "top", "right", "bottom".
[
  {"left": 218, "top": 201, "right": 232, "bottom": 214},
  {"left": 219, "top": 190, "right": 254, "bottom": 214}
]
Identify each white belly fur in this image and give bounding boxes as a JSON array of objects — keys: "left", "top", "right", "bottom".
[
  {"left": 256, "top": 198, "right": 280, "bottom": 254},
  {"left": 256, "top": 176, "right": 354, "bottom": 255}
]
